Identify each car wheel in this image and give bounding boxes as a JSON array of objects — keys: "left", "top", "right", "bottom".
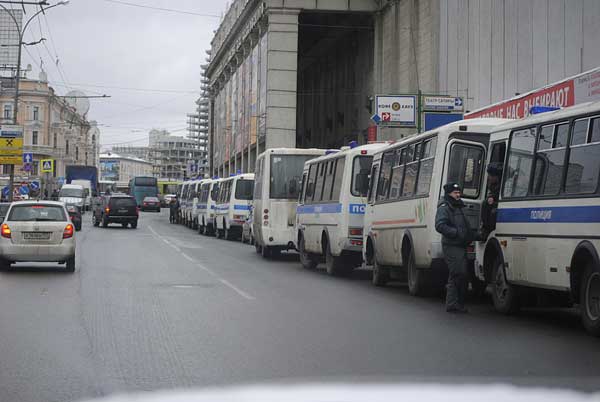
[
  {"left": 491, "top": 256, "right": 519, "bottom": 314},
  {"left": 0, "top": 258, "right": 10, "bottom": 271},
  {"left": 102, "top": 216, "right": 109, "bottom": 228},
  {"left": 157, "top": 208, "right": 161, "bottom": 213},
  {"left": 372, "top": 256, "right": 390, "bottom": 287},
  {"left": 581, "top": 261, "right": 600, "bottom": 336},
  {"left": 122, "top": 223, "right": 128, "bottom": 228},
  {"left": 224, "top": 226, "right": 232, "bottom": 241},
  {"left": 325, "top": 240, "right": 350, "bottom": 276},
  {"left": 130, "top": 220, "right": 138, "bottom": 229},
  {"left": 255, "top": 242, "right": 262, "bottom": 254},
  {"left": 66, "top": 256, "right": 75, "bottom": 273},
  {"left": 92, "top": 213, "right": 99, "bottom": 227},
  {"left": 299, "top": 235, "right": 317, "bottom": 270},
  {"left": 76, "top": 223, "right": 82, "bottom": 231}
]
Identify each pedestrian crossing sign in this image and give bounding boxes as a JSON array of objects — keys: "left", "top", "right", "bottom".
[{"left": 41, "top": 159, "right": 54, "bottom": 173}]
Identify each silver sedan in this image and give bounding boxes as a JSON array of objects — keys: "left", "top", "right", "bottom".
[{"left": 0, "top": 201, "right": 76, "bottom": 272}]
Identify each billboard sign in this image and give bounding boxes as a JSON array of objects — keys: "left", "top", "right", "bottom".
[
  {"left": 100, "top": 160, "right": 120, "bottom": 181},
  {"left": 375, "top": 95, "right": 417, "bottom": 127},
  {"left": 466, "top": 67, "right": 600, "bottom": 119}
]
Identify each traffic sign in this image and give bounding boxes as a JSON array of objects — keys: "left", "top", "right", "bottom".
[
  {"left": 423, "top": 95, "right": 464, "bottom": 112},
  {"left": 2, "top": 186, "right": 9, "bottom": 197},
  {"left": 370, "top": 114, "right": 381, "bottom": 124},
  {"left": 0, "top": 137, "right": 23, "bottom": 164},
  {"left": 19, "top": 185, "right": 29, "bottom": 196},
  {"left": 0, "top": 125, "right": 23, "bottom": 138},
  {"left": 23, "top": 163, "right": 32, "bottom": 172},
  {"left": 30, "top": 181, "right": 40, "bottom": 190},
  {"left": 41, "top": 159, "right": 54, "bottom": 173},
  {"left": 23, "top": 152, "right": 32, "bottom": 164}
]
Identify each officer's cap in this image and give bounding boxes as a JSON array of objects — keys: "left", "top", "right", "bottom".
[{"left": 444, "top": 182, "right": 462, "bottom": 194}]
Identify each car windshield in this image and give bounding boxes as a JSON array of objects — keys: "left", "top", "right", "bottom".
[
  {"left": 8, "top": 204, "right": 67, "bottom": 221},
  {"left": 59, "top": 188, "right": 84, "bottom": 198}
]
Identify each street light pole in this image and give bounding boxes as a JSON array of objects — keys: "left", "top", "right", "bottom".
[{"left": 0, "top": 1, "right": 69, "bottom": 201}]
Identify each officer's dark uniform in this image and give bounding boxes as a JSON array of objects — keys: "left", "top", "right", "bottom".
[
  {"left": 435, "top": 183, "right": 473, "bottom": 313},
  {"left": 169, "top": 198, "right": 179, "bottom": 223},
  {"left": 480, "top": 163, "right": 502, "bottom": 237}
]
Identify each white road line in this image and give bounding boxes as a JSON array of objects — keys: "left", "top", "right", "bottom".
[{"left": 148, "top": 225, "right": 255, "bottom": 301}]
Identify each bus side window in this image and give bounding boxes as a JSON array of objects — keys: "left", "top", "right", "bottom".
[
  {"left": 306, "top": 164, "right": 317, "bottom": 202},
  {"left": 331, "top": 157, "right": 345, "bottom": 202},
  {"left": 377, "top": 150, "right": 396, "bottom": 201},
  {"left": 299, "top": 173, "right": 307, "bottom": 203},
  {"left": 566, "top": 117, "right": 600, "bottom": 194},
  {"left": 254, "top": 159, "right": 263, "bottom": 200},
  {"left": 322, "top": 160, "right": 336, "bottom": 202}
]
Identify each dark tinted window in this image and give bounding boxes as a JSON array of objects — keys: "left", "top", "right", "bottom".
[
  {"left": 0, "top": 204, "right": 10, "bottom": 216},
  {"left": 330, "top": 158, "right": 345, "bottom": 202},
  {"left": 134, "top": 177, "right": 157, "bottom": 186},
  {"left": 110, "top": 197, "right": 137, "bottom": 208},
  {"left": 554, "top": 123, "right": 569, "bottom": 148},
  {"left": 9, "top": 204, "right": 67, "bottom": 221},
  {"left": 235, "top": 179, "right": 254, "bottom": 200},
  {"left": 591, "top": 117, "right": 600, "bottom": 143}
]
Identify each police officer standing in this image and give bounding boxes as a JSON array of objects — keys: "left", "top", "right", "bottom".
[{"left": 435, "top": 182, "right": 474, "bottom": 313}]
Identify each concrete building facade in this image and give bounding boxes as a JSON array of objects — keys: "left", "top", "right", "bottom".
[
  {"left": 207, "top": 0, "right": 600, "bottom": 175},
  {"left": 150, "top": 135, "right": 206, "bottom": 180}
]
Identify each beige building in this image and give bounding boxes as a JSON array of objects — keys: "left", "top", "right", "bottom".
[{"left": 0, "top": 75, "right": 97, "bottom": 186}]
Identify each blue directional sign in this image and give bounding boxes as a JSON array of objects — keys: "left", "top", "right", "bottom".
[
  {"left": 454, "top": 97, "right": 463, "bottom": 107},
  {"left": 30, "top": 181, "right": 40, "bottom": 190},
  {"left": 19, "top": 185, "right": 29, "bottom": 195},
  {"left": 23, "top": 152, "right": 33, "bottom": 164}
]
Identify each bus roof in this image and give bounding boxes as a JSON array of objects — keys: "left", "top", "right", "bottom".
[
  {"left": 489, "top": 100, "right": 600, "bottom": 134},
  {"left": 258, "top": 147, "right": 329, "bottom": 159},
  {"left": 304, "top": 142, "right": 389, "bottom": 166}
]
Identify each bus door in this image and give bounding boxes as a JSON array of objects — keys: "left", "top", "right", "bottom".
[{"left": 444, "top": 137, "right": 488, "bottom": 238}]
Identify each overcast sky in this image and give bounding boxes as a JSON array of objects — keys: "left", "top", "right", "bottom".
[{"left": 17, "top": 0, "right": 228, "bottom": 149}]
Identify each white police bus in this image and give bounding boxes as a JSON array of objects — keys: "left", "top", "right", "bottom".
[
  {"left": 364, "top": 119, "right": 508, "bottom": 295},
  {"left": 296, "top": 142, "right": 387, "bottom": 276},
  {"left": 198, "top": 178, "right": 222, "bottom": 236},
  {"left": 474, "top": 102, "right": 600, "bottom": 336},
  {"left": 215, "top": 173, "right": 255, "bottom": 240},
  {"left": 253, "top": 148, "right": 327, "bottom": 258},
  {"left": 181, "top": 179, "right": 202, "bottom": 229}
]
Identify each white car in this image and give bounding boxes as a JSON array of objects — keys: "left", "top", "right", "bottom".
[{"left": 0, "top": 201, "right": 76, "bottom": 272}]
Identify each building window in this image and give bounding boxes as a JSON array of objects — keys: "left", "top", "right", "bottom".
[
  {"left": 3, "top": 104, "right": 12, "bottom": 120},
  {"left": 53, "top": 133, "right": 57, "bottom": 149},
  {"left": 33, "top": 106, "right": 39, "bottom": 121},
  {"left": 32, "top": 131, "right": 38, "bottom": 145},
  {"left": 65, "top": 140, "right": 69, "bottom": 155},
  {"left": 76, "top": 147, "right": 79, "bottom": 160}
]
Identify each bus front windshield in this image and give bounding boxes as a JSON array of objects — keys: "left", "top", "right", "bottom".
[
  {"left": 270, "top": 155, "right": 317, "bottom": 199},
  {"left": 235, "top": 179, "right": 254, "bottom": 200}
]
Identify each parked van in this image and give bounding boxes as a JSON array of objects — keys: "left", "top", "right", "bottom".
[
  {"left": 197, "top": 178, "right": 222, "bottom": 235},
  {"left": 252, "top": 148, "right": 327, "bottom": 258},
  {"left": 363, "top": 119, "right": 508, "bottom": 295},
  {"left": 215, "top": 173, "right": 255, "bottom": 240},
  {"left": 296, "top": 142, "right": 387, "bottom": 275}
]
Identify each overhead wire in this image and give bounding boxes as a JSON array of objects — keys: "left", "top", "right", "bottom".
[{"left": 100, "top": 0, "right": 221, "bottom": 18}]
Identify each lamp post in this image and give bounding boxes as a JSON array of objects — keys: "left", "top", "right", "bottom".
[{"left": 0, "top": 1, "right": 69, "bottom": 201}]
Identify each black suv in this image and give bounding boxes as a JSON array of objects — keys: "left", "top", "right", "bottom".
[{"left": 92, "top": 195, "right": 139, "bottom": 228}]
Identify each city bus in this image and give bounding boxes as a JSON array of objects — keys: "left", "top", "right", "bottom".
[
  {"left": 128, "top": 176, "right": 159, "bottom": 206},
  {"left": 474, "top": 102, "right": 600, "bottom": 336},
  {"left": 252, "top": 148, "right": 327, "bottom": 258},
  {"left": 215, "top": 173, "right": 255, "bottom": 240},
  {"left": 296, "top": 142, "right": 387, "bottom": 276},
  {"left": 363, "top": 119, "right": 508, "bottom": 295},
  {"left": 198, "top": 178, "right": 223, "bottom": 235},
  {"left": 157, "top": 180, "right": 180, "bottom": 196}
]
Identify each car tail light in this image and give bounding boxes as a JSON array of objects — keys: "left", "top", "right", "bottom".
[
  {"left": 63, "top": 224, "right": 74, "bottom": 239},
  {"left": 349, "top": 227, "right": 363, "bottom": 236},
  {"left": 105, "top": 207, "right": 110, "bottom": 214},
  {"left": 1, "top": 223, "right": 10, "bottom": 238}
]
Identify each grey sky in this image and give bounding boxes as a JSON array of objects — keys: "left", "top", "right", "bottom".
[{"left": 18, "top": 0, "right": 228, "bottom": 148}]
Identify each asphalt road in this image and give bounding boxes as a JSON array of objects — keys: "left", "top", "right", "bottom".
[{"left": 1, "top": 210, "right": 599, "bottom": 402}]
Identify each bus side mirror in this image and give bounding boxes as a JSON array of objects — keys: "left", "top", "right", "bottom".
[{"left": 356, "top": 173, "right": 369, "bottom": 196}]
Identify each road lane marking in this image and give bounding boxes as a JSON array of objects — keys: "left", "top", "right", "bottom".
[{"left": 148, "top": 225, "right": 255, "bottom": 301}]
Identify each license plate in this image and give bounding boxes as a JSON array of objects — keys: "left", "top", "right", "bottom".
[
  {"left": 118, "top": 209, "right": 128, "bottom": 213},
  {"left": 23, "top": 232, "right": 51, "bottom": 240}
]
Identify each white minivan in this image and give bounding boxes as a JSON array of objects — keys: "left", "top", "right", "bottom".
[
  {"left": 252, "top": 148, "right": 326, "bottom": 258},
  {"left": 363, "top": 118, "right": 508, "bottom": 295},
  {"left": 296, "top": 142, "right": 387, "bottom": 276},
  {"left": 215, "top": 173, "right": 255, "bottom": 240}
]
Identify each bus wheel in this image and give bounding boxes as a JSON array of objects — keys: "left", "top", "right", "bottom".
[
  {"left": 581, "top": 261, "right": 600, "bottom": 336},
  {"left": 325, "top": 241, "right": 350, "bottom": 277},
  {"left": 299, "top": 236, "right": 317, "bottom": 270},
  {"left": 491, "top": 256, "right": 519, "bottom": 314},
  {"left": 407, "top": 248, "right": 428, "bottom": 296},
  {"left": 372, "top": 257, "right": 389, "bottom": 287},
  {"left": 224, "top": 226, "right": 232, "bottom": 241}
]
